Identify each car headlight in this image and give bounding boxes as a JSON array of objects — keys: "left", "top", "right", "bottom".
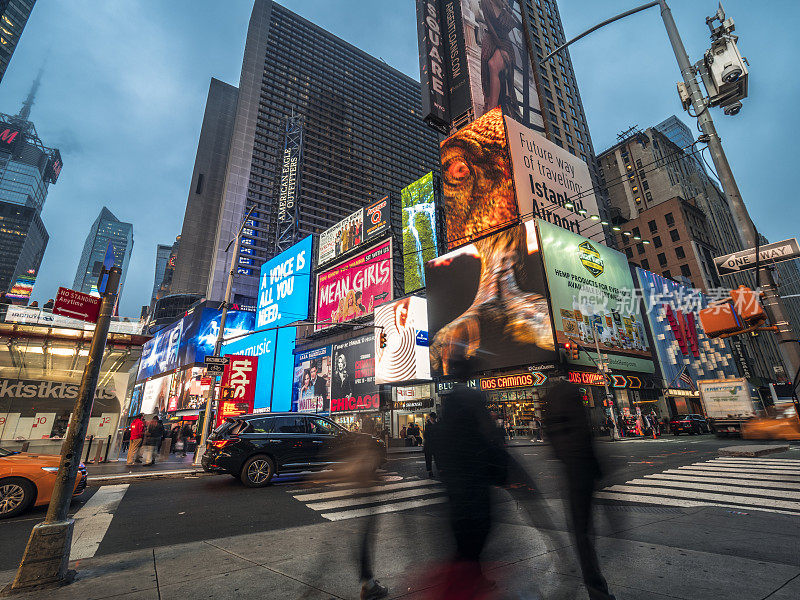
[{"left": 41, "top": 466, "right": 59, "bottom": 473}]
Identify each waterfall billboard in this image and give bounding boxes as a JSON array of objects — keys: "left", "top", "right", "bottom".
[{"left": 401, "top": 172, "right": 440, "bottom": 293}]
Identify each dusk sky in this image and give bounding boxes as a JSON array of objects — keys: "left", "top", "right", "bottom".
[{"left": 1, "top": 0, "right": 797, "bottom": 316}]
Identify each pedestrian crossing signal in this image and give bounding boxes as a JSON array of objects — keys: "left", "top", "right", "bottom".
[{"left": 379, "top": 332, "right": 387, "bottom": 348}]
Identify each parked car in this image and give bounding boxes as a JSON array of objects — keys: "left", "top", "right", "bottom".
[
  {"left": 201, "top": 413, "right": 387, "bottom": 487},
  {"left": 669, "top": 414, "right": 710, "bottom": 435},
  {"left": 0, "top": 447, "right": 87, "bottom": 519}
]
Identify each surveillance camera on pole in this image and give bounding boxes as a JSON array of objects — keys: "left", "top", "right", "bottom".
[{"left": 696, "top": 3, "right": 749, "bottom": 114}]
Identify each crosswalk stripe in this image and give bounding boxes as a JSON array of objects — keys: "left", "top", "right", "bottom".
[
  {"left": 605, "top": 484, "right": 800, "bottom": 512},
  {"left": 622, "top": 478, "right": 800, "bottom": 500},
  {"left": 676, "top": 465, "right": 800, "bottom": 476},
  {"left": 70, "top": 484, "right": 129, "bottom": 560},
  {"left": 594, "top": 492, "right": 800, "bottom": 516},
  {"left": 709, "top": 457, "right": 800, "bottom": 463},
  {"left": 665, "top": 469, "right": 800, "bottom": 482},
  {"left": 709, "top": 460, "right": 800, "bottom": 469},
  {"left": 305, "top": 485, "right": 445, "bottom": 511},
  {"left": 320, "top": 496, "right": 449, "bottom": 521},
  {"left": 293, "top": 478, "right": 440, "bottom": 501},
  {"left": 644, "top": 473, "right": 800, "bottom": 490}
]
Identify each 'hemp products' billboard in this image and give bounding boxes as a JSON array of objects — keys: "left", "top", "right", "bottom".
[
  {"left": 425, "top": 220, "right": 556, "bottom": 377},
  {"left": 375, "top": 296, "right": 431, "bottom": 384},
  {"left": 503, "top": 115, "right": 602, "bottom": 241},
  {"left": 636, "top": 268, "right": 738, "bottom": 390},
  {"left": 537, "top": 219, "right": 655, "bottom": 373},
  {"left": 330, "top": 335, "right": 379, "bottom": 413},
  {"left": 401, "top": 173, "right": 440, "bottom": 292},
  {"left": 292, "top": 346, "right": 332, "bottom": 413},
  {"left": 315, "top": 240, "right": 392, "bottom": 331}
]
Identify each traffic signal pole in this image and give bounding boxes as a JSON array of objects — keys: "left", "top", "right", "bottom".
[
  {"left": 542, "top": 0, "right": 800, "bottom": 400},
  {"left": 9, "top": 268, "right": 121, "bottom": 592}
]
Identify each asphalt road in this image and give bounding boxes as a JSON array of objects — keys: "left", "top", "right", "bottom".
[{"left": 0, "top": 435, "right": 798, "bottom": 574}]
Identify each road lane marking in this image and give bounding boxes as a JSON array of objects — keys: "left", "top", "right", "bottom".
[
  {"left": 665, "top": 469, "right": 800, "bottom": 482},
  {"left": 305, "top": 485, "right": 445, "bottom": 511},
  {"left": 644, "top": 473, "right": 800, "bottom": 490},
  {"left": 677, "top": 465, "right": 800, "bottom": 476},
  {"left": 70, "top": 484, "right": 129, "bottom": 560},
  {"left": 604, "top": 484, "right": 800, "bottom": 512},
  {"left": 321, "top": 496, "right": 449, "bottom": 521},
  {"left": 293, "top": 478, "right": 441, "bottom": 501},
  {"left": 594, "top": 492, "right": 799, "bottom": 516},
  {"left": 623, "top": 478, "right": 800, "bottom": 500}
]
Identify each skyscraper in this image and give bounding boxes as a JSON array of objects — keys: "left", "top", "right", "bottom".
[
  {"left": 198, "top": 0, "right": 440, "bottom": 305},
  {"left": 151, "top": 243, "right": 172, "bottom": 304},
  {"left": 0, "top": 72, "right": 61, "bottom": 297},
  {"left": 170, "top": 78, "right": 238, "bottom": 297},
  {"left": 0, "top": 0, "right": 36, "bottom": 84},
  {"left": 73, "top": 206, "right": 133, "bottom": 300}
]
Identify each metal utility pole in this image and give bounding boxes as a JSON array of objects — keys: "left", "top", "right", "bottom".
[
  {"left": 656, "top": 0, "right": 800, "bottom": 391},
  {"left": 542, "top": 0, "right": 800, "bottom": 394},
  {"left": 11, "top": 268, "right": 121, "bottom": 591},
  {"left": 194, "top": 205, "right": 257, "bottom": 465}
]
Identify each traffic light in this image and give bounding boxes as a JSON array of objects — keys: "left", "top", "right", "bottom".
[
  {"left": 563, "top": 342, "right": 579, "bottom": 360},
  {"left": 699, "top": 286, "right": 771, "bottom": 339},
  {"left": 379, "top": 331, "right": 387, "bottom": 348}
]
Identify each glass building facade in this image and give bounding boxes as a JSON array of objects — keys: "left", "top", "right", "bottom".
[
  {"left": 72, "top": 206, "right": 133, "bottom": 301},
  {"left": 204, "top": 0, "right": 440, "bottom": 305},
  {"left": 0, "top": 107, "right": 59, "bottom": 296},
  {"left": 0, "top": 0, "right": 35, "bottom": 84}
]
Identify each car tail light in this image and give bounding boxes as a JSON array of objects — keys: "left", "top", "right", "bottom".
[{"left": 211, "top": 438, "right": 237, "bottom": 449}]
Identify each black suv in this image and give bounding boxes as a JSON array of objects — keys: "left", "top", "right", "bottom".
[
  {"left": 201, "top": 412, "right": 387, "bottom": 487},
  {"left": 669, "top": 414, "right": 710, "bottom": 435}
]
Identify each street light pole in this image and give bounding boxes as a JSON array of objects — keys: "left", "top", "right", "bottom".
[
  {"left": 591, "top": 323, "right": 619, "bottom": 440},
  {"left": 194, "top": 205, "right": 257, "bottom": 466}
]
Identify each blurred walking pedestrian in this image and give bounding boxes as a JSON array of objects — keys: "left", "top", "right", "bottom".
[
  {"left": 178, "top": 421, "right": 193, "bottom": 457},
  {"left": 542, "top": 380, "right": 616, "bottom": 600},
  {"left": 142, "top": 416, "right": 164, "bottom": 466},
  {"left": 125, "top": 413, "right": 145, "bottom": 466},
  {"left": 423, "top": 412, "right": 439, "bottom": 478},
  {"left": 437, "top": 353, "right": 507, "bottom": 597}
]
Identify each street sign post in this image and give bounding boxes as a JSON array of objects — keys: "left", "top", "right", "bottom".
[
  {"left": 204, "top": 355, "right": 229, "bottom": 375},
  {"left": 714, "top": 238, "right": 800, "bottom": 276},
  {"left": 52, "top": 287, "right": 101, "bottom": 323}
]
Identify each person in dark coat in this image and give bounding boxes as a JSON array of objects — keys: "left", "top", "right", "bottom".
[
  {"left": 423, "top": 412, "right": 439, "bottom": 478},
  {"left": 437, "top": 354, "right": 507, "bottom": 595},
  {"left": 542, "top": 380, "right": 616, "bottom": 600},
  {"left": 142, "top": 416, "right": 164, "bottom": 466}
]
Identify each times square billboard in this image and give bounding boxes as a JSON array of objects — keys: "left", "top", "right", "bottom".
[
  {"left": 136, "top": 304, "right": 254, "bottom": 383},
  {"left": 315, "top": 239, "right": 392, "bottom": 331},
  {"left": 416, "top": 0, "right": 543, "bottom": 132},
  {"left": 440, "top": 107, "right": 601, "bottom": 252}
]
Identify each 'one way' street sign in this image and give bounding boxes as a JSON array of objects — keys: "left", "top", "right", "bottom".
[{"left": 714, "top": 238, "right": 800, "bottom": 276}]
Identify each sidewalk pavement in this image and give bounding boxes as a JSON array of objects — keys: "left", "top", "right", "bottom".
[{"left": 1, "top": 493, "right": 797, "bottom": 599}]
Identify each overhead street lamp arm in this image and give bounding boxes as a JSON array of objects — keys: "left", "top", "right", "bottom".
[{"left": 542, "top": 1, "right": 659, "bottom": 63}]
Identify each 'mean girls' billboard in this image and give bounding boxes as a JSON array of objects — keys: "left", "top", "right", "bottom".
[{"left": 315, "top": 240, "right": 392, "bottom": 331}]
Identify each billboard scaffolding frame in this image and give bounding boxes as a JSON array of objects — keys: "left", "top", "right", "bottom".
[{"left": 274, "top": 114, "right": 304, "bottom": 255}]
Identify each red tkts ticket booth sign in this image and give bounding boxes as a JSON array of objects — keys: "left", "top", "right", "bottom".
[{"left": 215, "top": 355, "right": 258, "bottom": 426}]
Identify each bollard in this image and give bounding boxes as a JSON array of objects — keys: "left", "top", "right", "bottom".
[
  {"left": 104, "top": 435, "right": 112, "bottom": 463},
  {"left": 84, "top": 436, "right": 94, "bottom": 462},
  {"left": 93, "top": 439, "right": 104, "bottom": 464},
  {"left": 21, "top": 441, "right": 30, "bottom": 452},
  {"left": 159, "top": 438, "right": 171, "bottom": 461}
]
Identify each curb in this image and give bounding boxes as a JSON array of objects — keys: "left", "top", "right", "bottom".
[
  {"left": 718, "top": 444, "right": 790, "bottom": 457},
  {"left": 88, "top": 469, "right": 216, "bottom": 484}
]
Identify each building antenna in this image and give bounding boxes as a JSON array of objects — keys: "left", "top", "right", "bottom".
[{"left": 18, "top": 64, "right": 44, "bottom": 121}]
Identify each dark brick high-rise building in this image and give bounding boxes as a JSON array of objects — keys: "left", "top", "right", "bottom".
[{"left": 199, "top": 0, "right": 440, "bottom": 305}]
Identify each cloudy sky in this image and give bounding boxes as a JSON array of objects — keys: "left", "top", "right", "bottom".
[{"left": 2, "top": 0, "right": 796, "bottom": 315}]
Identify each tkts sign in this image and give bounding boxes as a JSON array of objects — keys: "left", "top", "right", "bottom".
[{"left": 216, "top": 355, "right": 258, "bottom": 426}]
